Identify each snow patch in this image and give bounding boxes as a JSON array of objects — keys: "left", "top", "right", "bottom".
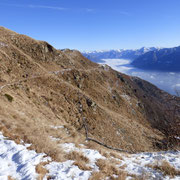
[
  {"left": 0, "top": 132, "right": 47, "bottom": 180},
  {"left": 60, "top": 143, "right": 105, "bottom": 171},
  {"left": 61, "top": 143, "right": 105, "bottom": 162},
  {"left": 0, "top": 42, "right": 8, "bottom": 47},
  {"left": 49, "top": 136, "right": 61, "bottom": 142},
  {"left": 120, "top": 94, "right": 131, "bottom": 103},
  {"left": 44, "top": 161, "right": 91, "bottom": 180},
  {"left": 45, "top": 143, "right": 105, "bottom": 179},
  {"left": 0, "top": 133, "right": 104, "bottom": 180},
  {"left": 119, "top": 151, "right": 180, "bottom": 179},
  {"left": 50, "top": 125, "right": 64, "bottom": 130},
  {"left": 0, "top": 131, "right": 179, "bottom": 180}
]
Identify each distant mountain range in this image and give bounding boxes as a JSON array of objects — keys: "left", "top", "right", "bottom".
[
  {"left": 82, "top": 47, "right": 159, "bottom": 62},
  {"left": 132, "top": 46, "right": 180, "bottom": 72},
  {"left": 83, "top": 46, "right": 180, "bottom": 72}
]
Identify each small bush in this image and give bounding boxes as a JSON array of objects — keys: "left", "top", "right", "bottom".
[{"left": 4, "top": 94, "right": 13, "bottom": 102}]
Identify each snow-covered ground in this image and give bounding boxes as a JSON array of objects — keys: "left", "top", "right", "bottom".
[
  {"left": 0, "top": 42, "right": 8, "bottom": 48},
  {"left": 122, "top": 151, "right": 180, "bottom": 180},
  {"left": 0, "top": 132, "right": 180, "bottom": 180},
  {"left": 0, "top": 132, "right": 48, "bottom": 180},
  {"left": 0, "top": 132, "right": 102, "bottom": 180}
]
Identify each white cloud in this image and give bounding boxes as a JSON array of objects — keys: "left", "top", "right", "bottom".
[
  {"left": 1, "top": 4, "right": 66, "bottom": 11},
  {"left": 0, "top": 3, "right": 95, "bottom": 13},
  {"left": 27, "top": 5, "right": 66, "bottom": 11},
  {"left": 174, "top": 84, "right": 180, "bottom": 87}
]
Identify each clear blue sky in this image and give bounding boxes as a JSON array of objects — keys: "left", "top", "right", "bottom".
[{"left": 0, "top": 0, "right": 180, "bottom": 51}]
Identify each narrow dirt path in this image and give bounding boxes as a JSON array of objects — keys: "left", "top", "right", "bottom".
[{"left": 0, "top": 65, "right": 103, "bottom": 92}]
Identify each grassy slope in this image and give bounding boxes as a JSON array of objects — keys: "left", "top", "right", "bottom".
[{"left": 0, "top": 27, "right": 179, "bottom": 162}]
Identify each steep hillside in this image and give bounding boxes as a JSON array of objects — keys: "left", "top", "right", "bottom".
[
  {"left": 132, "top": 46, "right": 180, "bottom": 72},
  {"left": 0, "top": 26, "right": 179, "bottom": 164}
]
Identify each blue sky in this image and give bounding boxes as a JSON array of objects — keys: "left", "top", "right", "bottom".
[{"left": 0, "top": 0, "right": 180, "bottom": 51}]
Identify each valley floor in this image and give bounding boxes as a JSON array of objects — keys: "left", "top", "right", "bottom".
[{"left": 0, "top": 131, "right": 180, "bottom": 180}]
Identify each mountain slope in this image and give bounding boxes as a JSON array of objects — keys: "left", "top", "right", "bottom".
[
  {"left": 132, "top": 46, "right": 180, "bottom": 72},
  {"left": 0, "top": 26, "right": 179, "bottom": 164}
]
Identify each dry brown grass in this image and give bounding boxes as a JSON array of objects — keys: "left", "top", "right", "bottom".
[
  {"left": 119, "top": 164, "right": 127, "bottom": 170},
  {"left": 65, "top": 151, "right": 91, "bottom": 171},
  {"left": 147, "top": 160, "right": 180, "bottom": 177},
  {"left": 26, "top": 133, "right": 66, "bottom": 162},
  {"left": 90, "top": 171, "right": 127, "bottom": 180},
  {"left": 109, "top": 152, "right": 124, "bottom": 160},
  {"left": 8, "top": 176, "right": 15, "bottom": 180},
  {"left": 0, "top": 124, "right": 21, "bottom": 144},
  {"left": 36, "top": 162, "right": 49, "bottom": 180},
  {"left": 73, "top": 161, "right": 92, "bottom": 171},
  {"left": 65, "top": 151, "right": 89, "bottom": 163},
  {"left": 127, "top": 171, "right": 152, "bottom": 180},
  {"left": 89, "top": 172, "right": 104, "bottom": 180},
  {"left": 0, "top": 120, "right": 66, "bottom": 162},
  {"left": 91, "top": 159, "right": 127, "bottom": 179},
  {"left": 101, "top": 151, "right": 110, "bottom": 158},
  {"left": 96, "top": 159, "right": 119, "bottom": 175}
]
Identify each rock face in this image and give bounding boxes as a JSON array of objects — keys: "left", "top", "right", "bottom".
[
  {"left": 0, "top": 26, "right": 179, "bottom": 156},
  {"left": 132, "top": 46, "right": 180, "bottom": 72}
]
